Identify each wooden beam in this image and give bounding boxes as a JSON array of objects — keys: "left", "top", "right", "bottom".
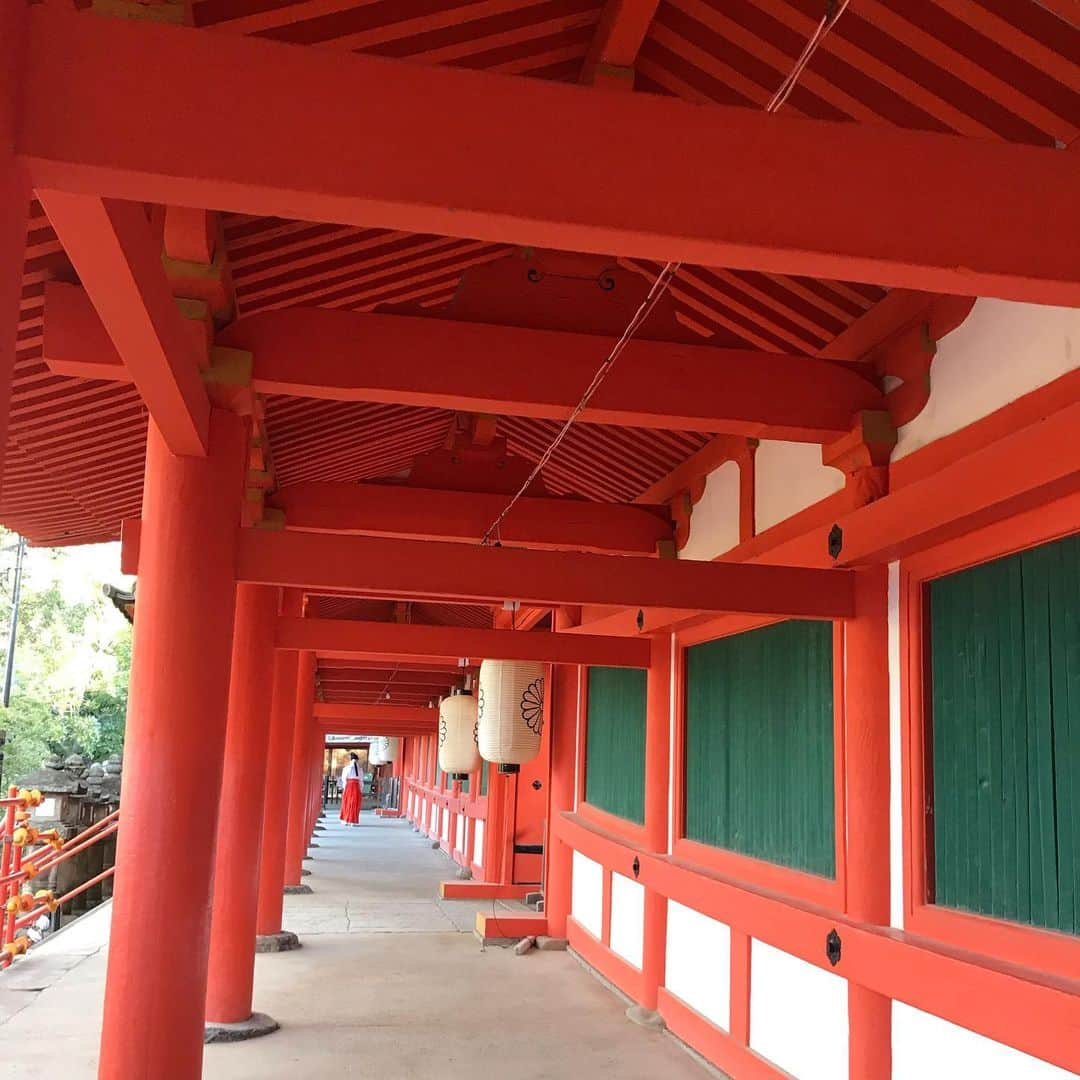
[
  {"left": 280, "top": 617, "right": 652, "bottom": 668},
  {"left": 19, "top": 7, "right": 1080, "bottom": 304},
  {"left": 46, "top": 291, "right": 884, "bottom": 442},
  {"left": 581, "top": 0, "right": 660, "bottom": 86},
  {"left": 248, "top": 532, "right": 854, "bottom": 618},
  {"left": 271, "top": 481, "right": 672, "bottom": 554},
  {"left": 34, "top": 194, "right": 209, "bottom": 456}
]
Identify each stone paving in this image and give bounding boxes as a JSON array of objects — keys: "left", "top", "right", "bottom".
[{"left": 0, "top": 815, "right": 714, "bottom": 1079}]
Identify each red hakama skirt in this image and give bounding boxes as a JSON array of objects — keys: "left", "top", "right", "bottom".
[{"left": 339, "top": 778, "right": 361, "bottom": 823}]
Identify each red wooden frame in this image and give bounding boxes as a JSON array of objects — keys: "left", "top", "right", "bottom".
[
  {"left": 900, "top": 490, "right": 1080, "bottom": 980},
  {"left": 671, "top": 621, "right": 847, "bottom": 912}
]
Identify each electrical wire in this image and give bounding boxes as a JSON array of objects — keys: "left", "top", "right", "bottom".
[{"left": 478, "top": 0, "right": 852, "bottom": 548}]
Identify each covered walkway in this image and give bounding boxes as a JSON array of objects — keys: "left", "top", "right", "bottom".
[{"left": 0, "top": 817, "right": 712, "bottom": 1080}]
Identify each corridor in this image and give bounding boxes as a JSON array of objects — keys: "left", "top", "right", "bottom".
[{"left": 0, "top": 816, "right": 715, "bottom": 1079}]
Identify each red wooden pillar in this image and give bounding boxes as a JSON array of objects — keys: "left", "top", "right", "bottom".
[
  {"left": 0, "top": 0, "right": 29, "bottom": 502},
  {"left": 205, "top": 584, "right": 278, "bottom": 1034},
  {"left": 283, "top": 650, "right": 316, "bottom": 886},
  {"left": 255, "top": 636, "right": 299, "bottom": 939},
  {"left": 544, "top": 663, "right": 579, "bottom": 938},
  {"left": 845, "top": 567, "right": 892, "bottom": 1079},
  {"left": 640, "top": 634, "right": 671, "bottom": 1013},
  {"left": 98, "top": 412, "right": 246, "bottom": 1080}
]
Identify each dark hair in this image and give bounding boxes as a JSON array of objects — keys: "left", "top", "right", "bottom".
[{"left": 349, "top": 752, "right": 359, "bottom": 762}]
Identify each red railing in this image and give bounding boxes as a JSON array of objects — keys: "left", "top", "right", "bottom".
[{"left": 0, "top": 786, "right": 119, "bottom": 967}]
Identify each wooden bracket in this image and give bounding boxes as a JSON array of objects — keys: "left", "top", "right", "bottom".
[{"left": 822, "top": 411, "right": 898, "bottom": 508}]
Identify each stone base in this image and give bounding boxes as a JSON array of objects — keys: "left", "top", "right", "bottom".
[
  {"left": 255, "top": 930, "right": 301, "bottom": 953},
  {"left": 625, "top": 1006, "right": 666, "bottom": 1031},
  {"left": 284, "top": 884, "right": 313, "bottom": 895},
  {"left": 300, "top": 868, "right": 311, "bottom": 877},
  {"left": 204, "top": 1012, "right": 280, "bottom": 1044},
  {"left": 308, "top": 842, "right": 320, "bottom": 848},
  {"left": 536, "top": 936, "right": 568, "bottom": 952}
]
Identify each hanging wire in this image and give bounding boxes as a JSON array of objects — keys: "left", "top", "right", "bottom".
[{"left": 478, "top": 0, "right": 852, "bottom": 548}]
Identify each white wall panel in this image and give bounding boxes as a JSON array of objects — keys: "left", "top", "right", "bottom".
[
  {"left": 750, "top": 939, "right": 848, "bottom": 1080},
  {"left": 681, "top": 460, "right": 741, "bottom": 561},
  {"left": 894, "top": 299, "right": 1079, "bottom": 460},
  {"left": 473, "top": 819, "right": 484, "bottom": 867},
  {"left": 571, "top": 850, "right": 603, "bottom": 939},
  {"left": 455, "top": 813, "right": 465, "bottom": 853},
  {"left": 608, "top": 872, "right": 645, "bottom": 969},
  {"left": 755, "top": 441, "right": 844, "bottom": 533},
  {"left": 893, "top": 1003, "right": 1075, "bottom": 1079},
  {"left": 665, "top": 901, "right": 731, "bottom": 1029}
]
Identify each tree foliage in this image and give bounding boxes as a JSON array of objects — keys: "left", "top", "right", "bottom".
[{"left": 0, "top": 538, "right": 132, "bottom": 787}]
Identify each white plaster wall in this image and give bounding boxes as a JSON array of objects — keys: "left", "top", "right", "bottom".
[
  {"left": 681, "top": 460, "right": 741, "bottom": 561},
  {"left": 665, "top": 901, "right": 731, "bottom": 1029},
  {"left": 608, "top": 873, "right": 645, "bottom": 969},
  {"left": 455, "top": 813, "right": 465, "bottom": 853},
  {"left": 750, "top": 939, "right": 849, "bottom": 1080},
  {"left": 571, "top": 851, "right": 604, "bottom": 939},
  {"left": 473, "top": 819, "right": 485, "bottom": 868},
  {"left": 893, "top": 1003, "right": 1076, "bottom": 1079},
  {"left": 440, "top": 809, "right": 449, "bottom": 841},
  {"left": 430, "top": 803, "right": 437, "bottom": 832},
  {"left": 894, "top": 299, "right": 1079, "bottom": 460},
  {"left": 888, "top": 560, "right": 904, "bottom": 930},
  {"left": 755, "top": 440, "right": 844, "bottom": 533}
]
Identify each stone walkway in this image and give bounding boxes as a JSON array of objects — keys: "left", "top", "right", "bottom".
[{"left": 0, "top": 815, "right": 713, "bottom": 1079}]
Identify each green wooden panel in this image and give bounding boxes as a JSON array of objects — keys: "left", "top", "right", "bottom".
[
  {"left": 585, "top": 667, "right": 647, "bottom": 824},
  {"left": 929, "top": 531, "right": 1080, "bottom": 935},
  {"left": 480, "top": 760, "right": 489, "bottom": 796},
  {"left": 685, "top": 620, "right": 835, "bottom": 877},
  {"left": 460, "top": 774, "right": 470, "bottom": 794}
]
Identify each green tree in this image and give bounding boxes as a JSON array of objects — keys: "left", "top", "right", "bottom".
[{"left": 0, "top": 535, "right": 132, "bottom": 787}]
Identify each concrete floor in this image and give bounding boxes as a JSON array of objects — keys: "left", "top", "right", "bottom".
[{"left": 0, "top": 815, "right": 713, "bottom": 1079}]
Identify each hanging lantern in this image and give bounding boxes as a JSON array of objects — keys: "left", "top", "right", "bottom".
[
  {"left": 383, "top": 736, "right": 401, "bottom": 763},
  {"left": 477, "top": 659, "right": 546, "bottom": 773},
  {"left": 368, "top": 738, "right": 386, "bottom": 767},
  {"left": 439, "top": 690, "right": 480, "bottom": 781}
]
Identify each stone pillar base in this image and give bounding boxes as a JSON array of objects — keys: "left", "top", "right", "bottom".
[
  {"left": 255, "top": 931, "right": 301, "bottom": 953},
  {"left": 284, "top": 884, "right": 313, "bottom": 895},
  {"left": 625, "top": 1006, "right": 666, "bottom": 1031},
  {"left": 204, "top": 1012, "right": 280, "bottom": 1044}
]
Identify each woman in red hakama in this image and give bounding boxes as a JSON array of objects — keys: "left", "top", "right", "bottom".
[{"left": 339, "top": 752, "right": 363, "bottom": 825}]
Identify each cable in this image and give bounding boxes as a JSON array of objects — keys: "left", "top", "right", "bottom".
[{"left": 478, "top": 0, "right": 852, "bottom": 547}]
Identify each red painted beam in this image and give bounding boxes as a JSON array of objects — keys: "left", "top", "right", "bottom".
[
  {"left": 46, "top": 291, "right": 883, "bottom": 442},
  {"left": 247, "top": 532, "right": 854, "bottom": 619},
  {"left": 18, "top": 7, "right": 1080, "bottom": 304},
  {"left": 34, "top": 198, "right": 209, "bottom": 456},
  {"left": 581, "top": 0, "right": 660, "bottom": 85},
  {"left": 280, "top": 617, "right": 652, "bottom": 668},
  {"left": 313, "top": 703, "right": 433, "bottom": 723},
  {"left": 271, "top": 481, "right": 672, "bottom": 554}
]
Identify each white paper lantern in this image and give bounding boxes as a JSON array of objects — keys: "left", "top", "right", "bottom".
[
  {"left": 439, "top": 691, "right": 481, "bottom": 780},
  {"left": 368, "top": 738, "right": 386, "bottom": 766},
  {"left": 383, "top": 736, "right": 401, "bottom": 763},
  {"left": 477, "top": 659, "right": 546, "bottom": 771}
]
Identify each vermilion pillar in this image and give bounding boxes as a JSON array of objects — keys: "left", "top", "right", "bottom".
[
  {"left": 205, "top": 584, "right": 278, "bottom": 1033},
  {"left": 845, "top": 568, "right": 892, "bottom": 1078},
  {"left": 256, "top": 642, "right": 299, "bottom": 938},
  {"left": 98, "top": 411, "right": 246, "bottom": 1080},
  {"left": 544, "top": 663, "right": 579, "bottom": 938},
  {"left": 640, "top": 634, "right": 671, "bottom": 1013},
  {"left": 283, "top": 650, "right": 316, "bottom": 887}
]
